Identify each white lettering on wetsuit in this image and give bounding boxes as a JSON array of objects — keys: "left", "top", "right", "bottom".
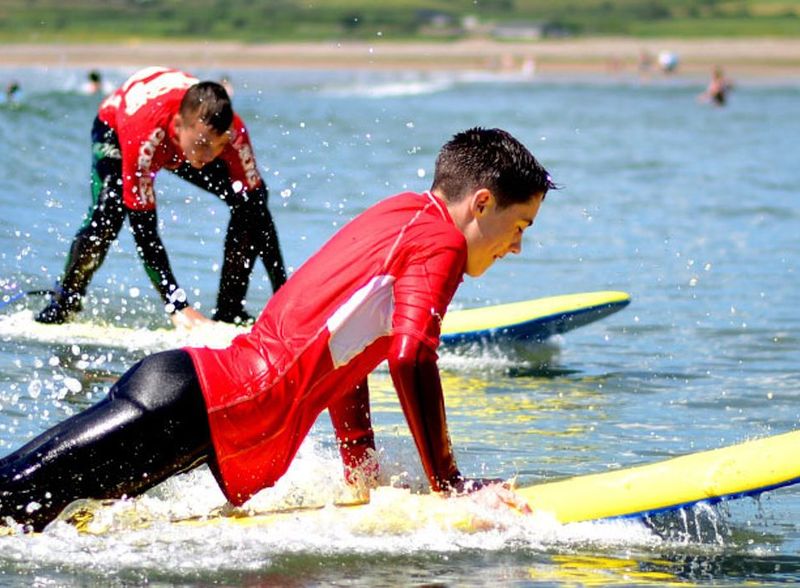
[
  {"left": 123, "top": 70, "right": 197, "bottom": 117},
  {"left": 96, "top": 143, "right": 121, "bottom": 160},
  {"left": 135, "top": 128, "right": 166, "bottom": 207},
  {"left": 236, "top": 143, "right": 260, "bottom": 189}
]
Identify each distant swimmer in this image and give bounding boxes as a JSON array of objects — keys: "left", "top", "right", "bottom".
[
  {"left": 36, "top": 67, "right": 287, "bottom": 328},
  {"left": 0, "top": 127, "right": 553, "bottom": 532},
  {"left": 80, "top": 69, "right": 112, "bottom": 96},
  {"left": 3, "top": 80, "right": 21, "bottom": 103},
  {"left": 698, "top": 66, "right": 733, "bottom": 107}
]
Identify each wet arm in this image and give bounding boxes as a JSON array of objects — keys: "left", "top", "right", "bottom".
[
  {"left": 388, "top": 334, "right": 462, "bottom": 493},
  {"left": 329, "top": 378, "right": 378, "bottom": 488},
  {"left": 127, "top": 209, "right": 189, "bottom": 313}
]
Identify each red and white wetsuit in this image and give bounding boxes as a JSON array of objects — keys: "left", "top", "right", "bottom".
[
  {"left": 185, "top": 191, "right": 467, "bottom": 504},
  {"left": 98, "top": 66, "right": 260, "bottom": 211}
]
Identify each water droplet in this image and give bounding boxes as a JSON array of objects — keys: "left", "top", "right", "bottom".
[
  {"left": 64, "top": 378, "right": 82, "bottom": 393},
  {"left": 27, "top": 380, "right": 41, "bottom": 399}
]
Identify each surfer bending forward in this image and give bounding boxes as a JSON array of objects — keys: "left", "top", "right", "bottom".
[
  {"left": 1, "top": 127, "right": 553, "bottom": 532},
  {"left": 36, "top": 66, "right": 286, "bottom": 328}
]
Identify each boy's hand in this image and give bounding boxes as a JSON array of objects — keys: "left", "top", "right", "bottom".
[
  {"left": 451, "top": 478, "right": 532, "bottom": 514},
  {"left": 170, "top": 307, "right": 214, "bottom": 330}
]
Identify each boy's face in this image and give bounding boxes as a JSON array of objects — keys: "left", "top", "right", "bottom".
[
  {"left": 463, "top": 190, "right": 544, "bottom": 277},
  {"left": 174, "top": 113, "right": 230, "bottom": 169}
]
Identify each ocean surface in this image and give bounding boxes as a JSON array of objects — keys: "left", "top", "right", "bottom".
[{"left": 0, "top": 64, "right": 798, "bottom": 586}]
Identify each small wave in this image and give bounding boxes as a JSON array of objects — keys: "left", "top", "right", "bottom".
[
  {"left": 438, "top": 336, "right": 563, "bottom": 373},
  {"left": 323, "top": 78, "right": 454, "bottom": 98},
  {"left": 0, "top": 310, "right": 243, "bottom": 352}
]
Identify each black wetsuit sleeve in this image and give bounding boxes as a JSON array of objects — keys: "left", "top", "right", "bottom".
[{"left": 127, "top": 209, "right": 189, "bottom": 313}]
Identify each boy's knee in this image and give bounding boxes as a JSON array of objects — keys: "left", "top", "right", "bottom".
[{"left": 111, "top": 351, "right": 196, "bottom": 414}]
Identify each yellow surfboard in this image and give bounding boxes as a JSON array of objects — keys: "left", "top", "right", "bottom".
[
  {"left": 125, "top": 429, "right": 794, "bottom": 536},
  {"left": 516, "top": 429, "right": 800, "bottom": 523},
  {"left": 55, "top": 429, "right": 799, "bottom": 536},
  {"left": 208, "top": 430, "right": 800, "bottom": 530},
  {"left": 233, "top": 430, "right": 800, "bottom": 526}
]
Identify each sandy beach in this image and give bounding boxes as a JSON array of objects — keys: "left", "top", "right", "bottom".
[{"left": 4, "top": 37, "right": 800, "bottom": 80}]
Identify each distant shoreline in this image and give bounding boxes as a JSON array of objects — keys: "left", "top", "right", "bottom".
[{"left": 3, "top": 38, "right": 800, "bottom": 80}]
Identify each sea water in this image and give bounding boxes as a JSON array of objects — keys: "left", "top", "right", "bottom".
[{"left": 0, "top": 65, "right": 798, "bottom": 585}]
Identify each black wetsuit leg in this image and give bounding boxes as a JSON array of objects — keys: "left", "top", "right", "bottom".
[
  {"left": 36, "top": 117, "right": 127, "bottom": 323},
  {"left": 172, "top": 160, "right": 286, "bottom": 323},
  {"left": 0, "top": 350, "right": 212, "bottom": 531}
]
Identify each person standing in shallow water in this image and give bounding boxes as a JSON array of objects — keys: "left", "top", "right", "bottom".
[
  {"left": 37, "top": 66, "right": 286, "bottom": 328},
  {"left": 1, "top": 127, "right": 553, "bottom": 532},
  {"left": 698, "top": 66, "right": 733, "bottom": 107}
]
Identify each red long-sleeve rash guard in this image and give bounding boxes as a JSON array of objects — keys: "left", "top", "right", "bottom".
[
  {"left": 185, "top": 191, "right": 467, "bottom": 504},
  {"left": 98, "top": 66, "right": 260, "bottom": 212}
]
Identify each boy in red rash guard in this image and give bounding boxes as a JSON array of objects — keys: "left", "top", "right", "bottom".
[
  {"left": 36, "top": 66, "right": 286, "bottom": 327},
  {"left": 1, "top": 127, "right": 554, "bottom": 531}
]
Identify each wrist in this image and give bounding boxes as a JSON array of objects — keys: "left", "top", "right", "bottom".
[
  {"left": 165, "top": 288, "right": 189, "bottom": 314},
  {"left": 434, "top": 470, "right": 464, "bottom": 494}
]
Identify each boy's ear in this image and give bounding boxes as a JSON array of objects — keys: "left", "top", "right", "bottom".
[{"left": 471, "top": 188, "right": 494, "bottom": 217}]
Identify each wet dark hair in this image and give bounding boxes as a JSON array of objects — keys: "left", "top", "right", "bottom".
[
  {"left": 179, "top": 81, "right": 233, "bottom": 135},
  {"left": 431, "top": 127, "right": 555, "bottom": 209}
]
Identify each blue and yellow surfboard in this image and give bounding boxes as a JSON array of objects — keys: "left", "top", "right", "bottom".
[{"left": 441, "top": 290, "right": 631, "bottom": 345}]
